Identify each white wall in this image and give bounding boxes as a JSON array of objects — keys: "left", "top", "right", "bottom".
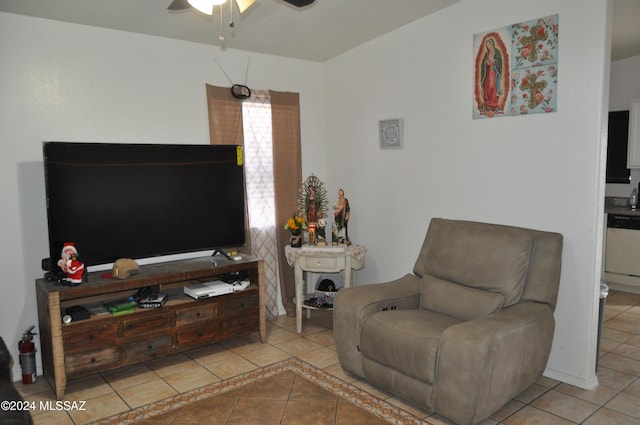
[
  {"left": 0, "top": 12, "right": 326, "bottom": 379},
  {"left": 606, "top": 54, "right": 640, "bottom": 197},
  {"left": 324, "top": 0, "right": 609, "bottom": 388}
]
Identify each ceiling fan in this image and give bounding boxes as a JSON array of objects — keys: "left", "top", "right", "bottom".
[
  {"left": 168, "top": 0, "right": 315, "bottom": 42},
  {"left": 168, "top": 0, "right": 315, "bottom": 15}
]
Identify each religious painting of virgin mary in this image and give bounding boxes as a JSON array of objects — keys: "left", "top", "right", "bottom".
[
  {"left": 475, "top": 33, "right": 510, "bottom": 117},
  {"left": 473, "top": 15, "right": 558, "bottom": 119}
]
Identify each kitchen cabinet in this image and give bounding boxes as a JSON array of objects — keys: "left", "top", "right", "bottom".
[
  {"left": 626, "top": 99, "right": 640, "bottom": 168},
  {"left": 606, "top": 110, "right": 631, "bottom": 183}
]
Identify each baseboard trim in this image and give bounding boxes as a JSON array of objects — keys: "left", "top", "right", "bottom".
[{"left": 543, "top": 367, "right": 598, "bottom": 390}]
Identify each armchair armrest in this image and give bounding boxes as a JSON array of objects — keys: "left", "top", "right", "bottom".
[
  {"left": 334, "top": 274, "right": 421, "bottom": 377},
  {"left": 435, "top": 302, "right": 555, "bottom": 425}
]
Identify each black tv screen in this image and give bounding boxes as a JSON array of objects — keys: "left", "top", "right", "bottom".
[{"left": 43, "top": 142, "right": 246, "bottom": 268}]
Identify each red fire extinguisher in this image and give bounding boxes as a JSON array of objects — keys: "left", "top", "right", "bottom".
[{"left": 18, "top": 326, "right": 37, "bottom": 384}]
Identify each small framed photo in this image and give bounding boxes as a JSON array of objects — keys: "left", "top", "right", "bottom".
[{"left": 379, "top": 118, "right": 403, "bottom": 149}]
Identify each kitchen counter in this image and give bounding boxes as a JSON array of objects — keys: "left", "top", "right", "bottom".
[
  {"left": 605, "top": 206, "right": 640, "bottom": 216},
  {"left": 605, "top": 196, "right": 640, "bottom": 216}
]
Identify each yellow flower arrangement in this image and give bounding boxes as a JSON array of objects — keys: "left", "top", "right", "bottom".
[{"left": 284, "top": 215, "right": 307, "bottom": 233}]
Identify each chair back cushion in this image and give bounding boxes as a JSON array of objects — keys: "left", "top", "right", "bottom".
[
  {"left": 421, "top": 276, "right": 504, "bottom": 320},
  {"left": 414, "top": 218, "right": 533, "bottom": 307}
]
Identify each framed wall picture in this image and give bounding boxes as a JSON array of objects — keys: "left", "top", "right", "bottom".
[
  {"left": 473, "top": 14, "right": 559, "bottom": 119},
  {"left": 379, "top": 118, "right": 403, "bottom": 149}
]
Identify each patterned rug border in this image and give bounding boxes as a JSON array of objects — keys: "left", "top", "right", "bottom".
[{"left": 88, "top": 357, "right": 432, "bottom": 425}]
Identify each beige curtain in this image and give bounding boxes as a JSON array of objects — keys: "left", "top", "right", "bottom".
[
  {"left": 269, "top": 90, "right": 302, "bottom": 317},
  {"left": 206, "top": 84, "right": 245, "bottom": 145},
  {"left": 206, "top": 84, "right": 301, "bottom": 317}
]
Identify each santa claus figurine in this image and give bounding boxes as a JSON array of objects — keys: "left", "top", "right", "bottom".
[{"left": 57, "top": 242, "right": 85, "bottom": 285}]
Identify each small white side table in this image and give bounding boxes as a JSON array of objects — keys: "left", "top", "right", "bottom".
[{"left": 285, "top": 244, "right": 367, "bottom": 333}]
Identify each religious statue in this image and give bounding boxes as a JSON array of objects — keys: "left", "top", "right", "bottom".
[
  {"left": 333, "top": 188, "right": 350, "bottom": 245},
  {"left": 297, "top": 175, "right": 328, "bottom": 245}
]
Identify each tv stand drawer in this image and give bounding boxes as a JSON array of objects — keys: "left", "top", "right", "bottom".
[
  {"left": 66, "top": 346, "right": 121, "bottom": 377},
  {"left": 63, "top": 323, "right": 118, "bottom": 353},
  {"left": 176, "top": 304, "right": 218, "bottom": 326},
  {"left": 223, "top": 311, "right": 259, "bottom": 338},
  {"left": 124, "top": 313, "right": 171, "bottom": 337},
  {"left": 223, "top": 293, "right": 259, "bottom": 315},
  {"left": 177, "top": 323, "right": 220, "bottom": 348},
  {"left": 125, "top": 335, "right": 173, "bottom": 363}
]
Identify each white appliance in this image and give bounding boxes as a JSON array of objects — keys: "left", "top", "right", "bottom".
[
  {"left": 184, "top": 280, "right": 234, "bottom": 299},
  {"left": 604, "top": 214, "right": 640, "bottom": 293}
]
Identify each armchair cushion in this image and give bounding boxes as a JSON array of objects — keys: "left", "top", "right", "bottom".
[
  {"left": 421, "top": 276, "right": 504, "bottom": 321},
  {"left": 361, "top": 309, "right": 462, "bottom": 383},
  {"left": 414, "top": 218, "right": 533, "bottom": 306}
]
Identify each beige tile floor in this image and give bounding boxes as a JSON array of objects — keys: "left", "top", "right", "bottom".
[{"left": 14, "top": 290, "right": 640, "bottom": 425}]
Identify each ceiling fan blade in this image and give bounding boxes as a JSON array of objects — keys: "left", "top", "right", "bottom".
[
  {"left": 235, "top": 0, "right": 256, "bottom": 14},
  {"left": 168, "top": 0, "right": 192, "bottom": 10},
  {"left": 281, "top": 0, "right": 315, "bottom": 7}
]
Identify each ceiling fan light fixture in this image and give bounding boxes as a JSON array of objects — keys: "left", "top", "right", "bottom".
[
  {"left": 187, "top": 0, "right": 227, "bottom": 15},
  {"left": 234, "top": 0, "right": 256, "bottom": 14}
]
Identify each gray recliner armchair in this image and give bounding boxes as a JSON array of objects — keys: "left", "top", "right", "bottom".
[{"left": 334, "top": 218, "right": 563, "bottom": 425}]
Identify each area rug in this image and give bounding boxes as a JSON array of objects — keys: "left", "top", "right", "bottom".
[{"left": 88, "top": 357, "right": 432, "bottom": 425}]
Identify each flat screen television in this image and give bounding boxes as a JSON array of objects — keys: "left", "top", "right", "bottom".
[{"left": 43, "top": 142, "right": 246, "bottom": 269}]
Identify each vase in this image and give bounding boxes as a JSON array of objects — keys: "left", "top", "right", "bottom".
[{"left": 290, "top": 231, "right": 303, "bottom": 247}]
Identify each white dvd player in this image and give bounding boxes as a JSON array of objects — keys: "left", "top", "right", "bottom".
[{"left": 184, "top": 280, "right": 234, "bottom": 299}]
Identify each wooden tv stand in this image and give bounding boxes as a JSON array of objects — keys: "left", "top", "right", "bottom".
[{"left": 36, "top": 255, "right": 265, "bottom": 400}]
